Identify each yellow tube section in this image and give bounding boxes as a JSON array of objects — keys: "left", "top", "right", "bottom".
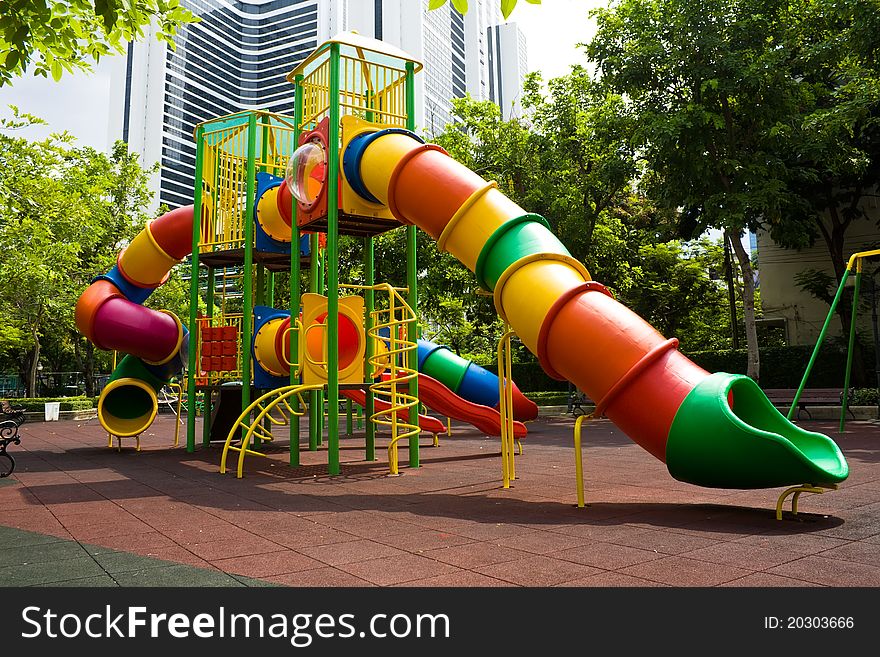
[{"left": 118, "top": 221, "right": 179, "bottom": 288}]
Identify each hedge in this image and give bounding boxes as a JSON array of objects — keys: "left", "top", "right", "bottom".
[
  {"left": 523, "top": 391, "right": 570, "bottom": 405},
  {"left": 487, "top": 344, "right": 876, "bottom": 392},
  {"left": 2, "top": 397, "right": 97, "bottom": 412}
]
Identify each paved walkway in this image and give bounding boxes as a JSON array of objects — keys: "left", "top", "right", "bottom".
[{"left": 1, "top": 411, "right": 879, "bottom": 587}]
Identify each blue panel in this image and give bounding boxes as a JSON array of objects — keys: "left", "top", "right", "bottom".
[
  {"left": 254, "top": 172, "right": 291, "bottom": 255},
  {"left": 341, "top": 128, "right": 424, "bottom": 203},
  {"left": 95, "top": 265, "right": 152, "bottom": 304},
  {"left": 251, "top": 305, "right": 292, "bottom": 389}
]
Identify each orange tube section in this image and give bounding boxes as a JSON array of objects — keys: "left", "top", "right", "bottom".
[{"left": 354, "top": 132, "right": 710, "bottom": 460}]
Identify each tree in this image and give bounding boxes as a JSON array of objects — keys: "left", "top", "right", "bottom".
[
  {"left": 1, "top": 0, "right": 197, "bottom": 86},
  {"left": 62, "top": 141, "right": 161, "bottom": 395},
  {"left": 587, "top": 0, "right": 817, "bottom": 382},
  {"left": 763, "top": 0, "right": 880, "bottom": 372},
  {"left": 0, "top": 108, "right": 161, "bottom": 396}
]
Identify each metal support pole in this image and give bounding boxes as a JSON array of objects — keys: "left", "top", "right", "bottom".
[
  {"left": 364, "top": 236, "right": 376, "bottom": 460},
  {"left": 788, "top": 269, "right": 851, "bottom": 420},
  {"left": 871, "top": 272, "right": 880, "bottom": 421},
  {"left": 405, "top": 60, "right": 419, "bottom": 469},
  {"left": 309, "top": 232, "right": 321, "bottom": 451},
  {"left": 326, "top": 42, "right": 342, "bottom": 475},
  {"left": 290, "top": 73, "right": 304, "bottom": 467},
  {"left": 201, "top": 267, "right": 215, "bottom": 447},
  {"left": 840, "top": 263, "right": 862, "bottom": 432},
  {"left": 186, "top": 124, "right": 205, "bottom": 453},
  {"left": 242, "top": 112, "right": 257, "bottom": 438}
]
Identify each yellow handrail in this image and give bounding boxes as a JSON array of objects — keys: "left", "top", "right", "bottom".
[
  {"left": 220, "top": 384, "right": 322, "bottom": 478},
  {"left": 497, "top": 326, "right": 517, "bottom": 488},
  {"left": 279, "top": 319, "right": 305, "bottom": 378}
]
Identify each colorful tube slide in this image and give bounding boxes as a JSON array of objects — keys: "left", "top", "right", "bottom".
[
  {"left": 417, "top": 373, "right": 527, "bottom": 439},
  {"left": 342, "top": 129, "right": 849, "bottom": 489},
  {"left": 340, "top": 388, "right": 446, "bottom": 437},
  {"left": 417, "top": 339, "right": 537, "bottom": 421},
  {"left": 75, "top": 206, "right": 194, "bottom": 437}
]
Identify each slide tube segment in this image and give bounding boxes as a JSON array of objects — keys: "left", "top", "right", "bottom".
[
  {"left": 345, "top": 131, "right": 848, "bottom": 489},
  {"left": 76, "top": 206, "right": 195, "bottom": 438},
  {"left": 417, "top": 339, "right": 537, "bottom": 421}
]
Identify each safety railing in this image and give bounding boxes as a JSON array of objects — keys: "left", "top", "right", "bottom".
[{"left": 219, "top": 384, "right": 322, "bottom": 478}]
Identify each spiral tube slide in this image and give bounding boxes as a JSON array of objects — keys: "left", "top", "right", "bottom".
[
  {"left": 75, "top": 206, "right": 194, "bottom": 437},
  {"left": 417, "top": 339, "right": 537, "bottom": 421},
  {"left": 342, "top": 130, "right": 848, "bottom": 489}
]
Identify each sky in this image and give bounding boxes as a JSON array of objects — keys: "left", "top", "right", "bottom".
[
  {"left": 0, "top": 1, "right": 605, "bottom": 150},
  {"left": 513, "top": 0, "right": 603, "bottom": 80}
]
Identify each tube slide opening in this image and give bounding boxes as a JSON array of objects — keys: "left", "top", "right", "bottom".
[{"left": 98, "top": 378, "right": 158, "bottom": 437}]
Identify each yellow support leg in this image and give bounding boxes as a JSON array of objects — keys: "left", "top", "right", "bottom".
[
  {"left": 573, "top": 413, "right": 591, "bottom": 508},
  {"left": 775, "top": 483, "right": 837, "bottom": 520}
]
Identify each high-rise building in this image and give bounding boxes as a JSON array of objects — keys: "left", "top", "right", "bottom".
[
  {"left": 111, "top": 0, "right": 527, "bottom": 209},
  {"left": 109, "top": 0, "right": 345, "bottom": 210},
  {"left": 487, "top": 21, "right": 529, "bottom": 119}
]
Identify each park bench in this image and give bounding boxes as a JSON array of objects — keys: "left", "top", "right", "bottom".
[
  {"left": 762, "top": 388, "right": 855, "bottom": 420},
  {"left": 1, "top": 400, "right": 25, "bottom": 427},
  {"left": 0, "top": 400, "right": 24, "bottom": 477}
]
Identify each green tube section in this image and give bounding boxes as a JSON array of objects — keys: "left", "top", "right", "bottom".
[
  {"left": 98, "top": 355, "right": 165, "bottom": 437},
  {"left": 420, "top": 345, "right": 471, "bottom": 394},
  {"left": 666, "top": 373, "right": 849, "bottom": 488}
]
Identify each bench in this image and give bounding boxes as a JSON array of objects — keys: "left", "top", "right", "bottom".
[
  {"left": 0, "top": 401, "right": 24, "bottom": 478},
  {"left": 762, "top": 388, "right": 855, "bottom": 420},
  {"left": 1, "top": 400, "right": 25, "bottom": 427}
]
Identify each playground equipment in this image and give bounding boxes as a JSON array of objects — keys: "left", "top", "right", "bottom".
[
  {"left": 75, "top": 206, "right": 193, "bottom": 440},
  {"left": 77, "top": 32, "right": 849, "bottom": 506},
  {"left": 790, "top": 248, "right": 880, "bottom": 432}
]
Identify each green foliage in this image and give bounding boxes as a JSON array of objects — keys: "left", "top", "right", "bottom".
[
  {"left": 0, "top": 107, "right": 164, "bottom": 395},
  {"left": 428, "top": 0, "right": 540, "bottom": 19},
  {"left": 0, "top": 0, "right": 198, "bottom": 86},
  {"left": 851, "top": 388, "right": 878, "bottom": 406},
  {"left": 2, "top": 396, "right": 95, "bottom": 411},
  {"left": 684, "top": 344, "right": 874, "bottom": 388},
  {"left": 523, "top": 390, "right": 569, "bottom": 406}
]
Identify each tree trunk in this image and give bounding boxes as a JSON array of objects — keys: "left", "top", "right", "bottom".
[
  {"left": 28, "top": 328, "right": 41, "bottom": 398},
  {"left": 727, "top": 230, "right": 760, "bottom": 383},
  {"left": 84, "top": 339, "right": 96, "bottom": 398}
]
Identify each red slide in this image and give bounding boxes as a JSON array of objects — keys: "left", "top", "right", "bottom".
[
  {"left": 340, "top": 388, "right": 446, "bottom": 436},
  {"left": 418, "top": 373, "right": 527, "bottom": 438}
]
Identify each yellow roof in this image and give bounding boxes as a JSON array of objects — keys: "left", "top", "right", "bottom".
[{"left": 287, "top": 31, "right": 423, "bottom": 80}]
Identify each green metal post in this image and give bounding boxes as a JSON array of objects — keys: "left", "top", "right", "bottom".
[
  {"left": 268, "top": 271, "right": 275, "bottom": 308},
  {"left": 253, "top": 263, "right": 266, "bottom": 448},
  {"left": 840, "top": 266, "right": 862, "bottom": 432},
  {"left": 242, "top": 113, "right": 257, "bottom": 432},
  {"left": 326, "top": 42, "right": 342, "bottom": 475},
  {"left": 364, "top": 236, "right": 376, "bottom": 460},
  {"left": 201, "top": 267, "right": 215, "bottom": 447},
  {"left": 309, "top": 231, "right": 321, "bottom": 451},
  {"left": 405, "top": 60, "right": 420, "bottom": 468},
  {"left": 789, "top": 269, "right": 851, "bottom": 420},
  {"left": 317, "top": 247, "right": 325, "bottom": 445},
  {"left": 186, "top": 124, "right": 205, "bottom": 453},
  {"left": 290, "top": 73, "right": 304, "bottom": 467}
]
